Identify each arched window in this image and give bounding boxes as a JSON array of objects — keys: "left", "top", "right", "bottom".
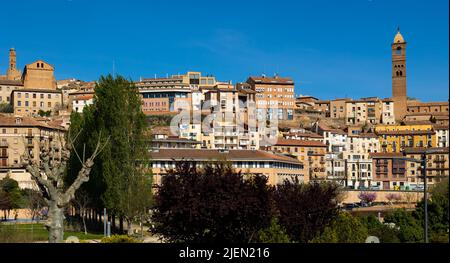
[
  {"left": 399, "top": 71, "right": 403, "bottom": 76},
  {"left": 36, "top": 63, "right": 40, "bottom": 68},
  {"left": 396, "top": 46, "right": 402, "bottom": 55},
  {"left": 41, "top": 63, "right": 44, "bottom": 68}
]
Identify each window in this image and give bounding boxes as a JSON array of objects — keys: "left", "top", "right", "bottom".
[{"left": 396, "top": 47, "right": 402, "bottom": 55}]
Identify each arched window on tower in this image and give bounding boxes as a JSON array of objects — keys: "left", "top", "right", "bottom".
[
  {"left": 396, "top": 46, "right": 402, "bottom": 55},
  {"left": 399, "top": 71, "right": 403, "bottom": 76}
]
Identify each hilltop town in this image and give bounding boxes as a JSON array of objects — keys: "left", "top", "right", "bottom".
[{"left": 1, "top": 29, "right": 448, "bottom": 194}]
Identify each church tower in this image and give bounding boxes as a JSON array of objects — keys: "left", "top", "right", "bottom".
[
  {"left": 7, "top": 48, "right": 21, "bottom": 80},
  {"left": 392, "top": 28, "right": 407, "bottom": 122}
]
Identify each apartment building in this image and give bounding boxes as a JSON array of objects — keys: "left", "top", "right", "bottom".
[
  {"left": 404, "top": 147, "right": 449, "bottom": 188},
  {"left": 370, "top": 152, "right": 409, "bottom": 190},
  {"left": 314, "top": 100, "right": 330, "bottom": 117},
  {"left": 0, "top": 79, "right": 23, "bottom": 104},
  {"left": 149, "top": 148, "right": 305, "bottom": 186},
  {"left": 68, "top": 90, "right": 94, "bottom": 113},
  {"left": 324, "top": 152, "right": 345, "bottom": 186},
  {"left": 295, "top": 96, "right": 319, "bottom": 110},
  {"left": 203, "top": 83, "right": 259, "bottom": 150},
  {"left": 375, "top": 124, "right": 436, "bottom": 152},
  {"left": 135, "top": 71, "right": 217, "bottom": 114},
  {"left": 433, "top": 124, "right": 449, "bottom": 147},
  {"left": 330, "top": 98, "right": 349, "bottom": 119},
  {"left": 407, "top": 101, "right": 449, "bottom": 115},
  {"left": 246, "top": 75, "right": 295, "bottom": 120},
  {"left": 0, "top": 115, "right": 66, "bottom": 189},
  {"left": 282, "top": 131, "right": 323, "bottom": 142},
  {"left": 11, "top": 89, "right": 63, "bottom": 116},
  {"left": 266, "top": 139, "right": 327, "bottom": 182},
  {"left": 313, "top": 123, "right": 347, "bottom": 153},
  {"left": 346, "top": 97, "right": 395, "bottom": 126}
]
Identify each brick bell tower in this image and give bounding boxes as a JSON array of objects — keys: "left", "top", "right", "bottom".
[
  {"left": 392, "top": 28, "right": 407, "bottom": 122},
  {"left": 7, "top": 48, "right": 21, "bottom": 80}
]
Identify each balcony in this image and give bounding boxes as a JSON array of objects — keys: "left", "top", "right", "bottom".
[{"left": 434, "top": 157, "right": 446, "bottom": 163}]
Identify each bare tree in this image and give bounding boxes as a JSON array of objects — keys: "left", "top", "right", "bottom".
[{"left": 21, "top": 130, "right": 108, "bottom": 243}]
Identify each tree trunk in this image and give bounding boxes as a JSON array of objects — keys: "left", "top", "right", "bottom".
[
  {"left": 112, "top": 214, "right": 116, "bottom": 232},
  {"left": 119, "top": 217, "right": 124, "bottom": 233},
  {"left": 127, "top": 219, "right": 133, "bottom": 236},
  {"left": 46, "top": 200, "right": 64, "bottom": 243},
  {"left": 82, "top": 208, "right": 87, "bottom": 235}
]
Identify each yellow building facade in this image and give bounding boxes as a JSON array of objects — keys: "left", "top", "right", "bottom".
[{"left": 375, "top": 124, "right": 436, "bottom": 152}]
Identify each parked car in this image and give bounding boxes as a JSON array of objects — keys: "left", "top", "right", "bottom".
[{"left": 342, "top": 203, "right": 360, "bottom": 210}]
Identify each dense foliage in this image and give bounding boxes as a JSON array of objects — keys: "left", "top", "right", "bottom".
[
  {"left": 273, "top": 178, "right": 341, "bottom": 243},
  {"left": 152, "top": 162, "right": 274, "bottom": 243},
  {"left": 66, "top": 75, "right": 153, "bottom": 233}
]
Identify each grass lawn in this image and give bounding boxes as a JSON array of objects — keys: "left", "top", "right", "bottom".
[{"left": 0, "top": 223, "right": 104, "bottom": 242}]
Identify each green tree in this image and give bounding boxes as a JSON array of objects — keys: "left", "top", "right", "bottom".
[
  {"left": 360, "top": 215, "right": 400, "bottom": 243},
  {"left": 384, "top": 209, "right": 423, "bottom": 243},
  {"left": 37, "top": 109, "right": 52, "bottom": 117},
  {"left": 413, "top": 178, "right": 449, "bottom": 243},
  {"left": 0, "top": 176, "right": 23, "bottom": 219},
  {"left": 0, "top": 102, "right": 13, "bottom": 113},
  {"left": 67, "top": 75, "right": 152, "bottom": 234},
  {"left": 310, "top": 213, "right": 368, "bottom": 243},
  {"left": 257, "top": 218, "right": 291, "bottom": 243}
]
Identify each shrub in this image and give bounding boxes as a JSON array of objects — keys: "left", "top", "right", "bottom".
[
  {"left": 100, "top": 235, "right": 140, "bottom": 243},
  {"left": 257, "top": 218, "right": 291, "bottom": 243},
  {"left": 358, "top": 192, "right": 377, "bottom": 204}
]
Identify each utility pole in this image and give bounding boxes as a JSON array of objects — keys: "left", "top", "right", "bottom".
[
  {"left": 104, "top": 208, "right": 107, "bottom": 237},
  {"left": 422, "top": 153, "right": 428, "bottom": 243}
]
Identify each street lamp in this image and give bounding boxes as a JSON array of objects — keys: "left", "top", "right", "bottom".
[{"left": 401, "top": 148, "right": 443, "bottom": 244}]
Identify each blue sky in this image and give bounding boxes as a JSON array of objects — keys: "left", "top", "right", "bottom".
[{"left": 1, "top": 0, "right": 448, "bottom": 101}]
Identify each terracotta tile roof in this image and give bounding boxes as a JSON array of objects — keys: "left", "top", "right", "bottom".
[
  {"left": 376, "top": 130, "right": 435, "bottom": 135},
  {"left": 406, "top": 112, "right": 448, "bottom": 117},
  {"left": 407, "top": 101, "right": 449, "bottom": 107},
  {"left": 149, "top": 126, "right": 173, "bottom": 136},
  {"left": 432, "top": 124, "right": 449, "bottom": 130},
  {"left": 149, "top": 149, "right": 302, "bottom": 164},
  {"left": 273, "top": 138, "right": 327, "bottom": 147},
  {"left": 73, "top": 95, "right": 94, "bottom": 101},
  {"left": 0, "top": 79, "right": 23, "bottom": 86},
  {"left": 356, "top": 133, "right": 378, "bottom": 138},
  {"left": 247, "top": 76, "right": 294, "bottom": 85},
  {"left": 11, "top": 89, "right": 61, "bottom": 94},
  {"left": 0, "top": 115, "right": 65, "bottom": 130},
  {"left": 402, "top": 120, "right": 434, "bottom": 125},
  {"left": 370, "top": 152, "right": 404, "bottom": 158},
  {"left": 284, "top": 132, "right": 323, "bottom": 138},
  {"left": 403, "top": 147, "right": 449, "bottom": 154}
]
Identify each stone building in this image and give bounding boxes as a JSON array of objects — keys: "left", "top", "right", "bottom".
[
  {"left": 265, "top": 139, "right": 327, "bottom": 182},
  {"left": 0, "top": 114, "right": 66, "bottom": 189},
  {"left": 246, "top": 75, "right": 295, "bottom": 120},
  {"left": 149, "top": 148, "right": 305, "bottom": 185},
  {"left": 391, "top": 29, "right": 407, "bottom": 122}
]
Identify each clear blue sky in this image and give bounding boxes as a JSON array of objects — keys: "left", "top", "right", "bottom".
[{"left": 1, "top": 0, "right": 448, "bottom": 101}]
